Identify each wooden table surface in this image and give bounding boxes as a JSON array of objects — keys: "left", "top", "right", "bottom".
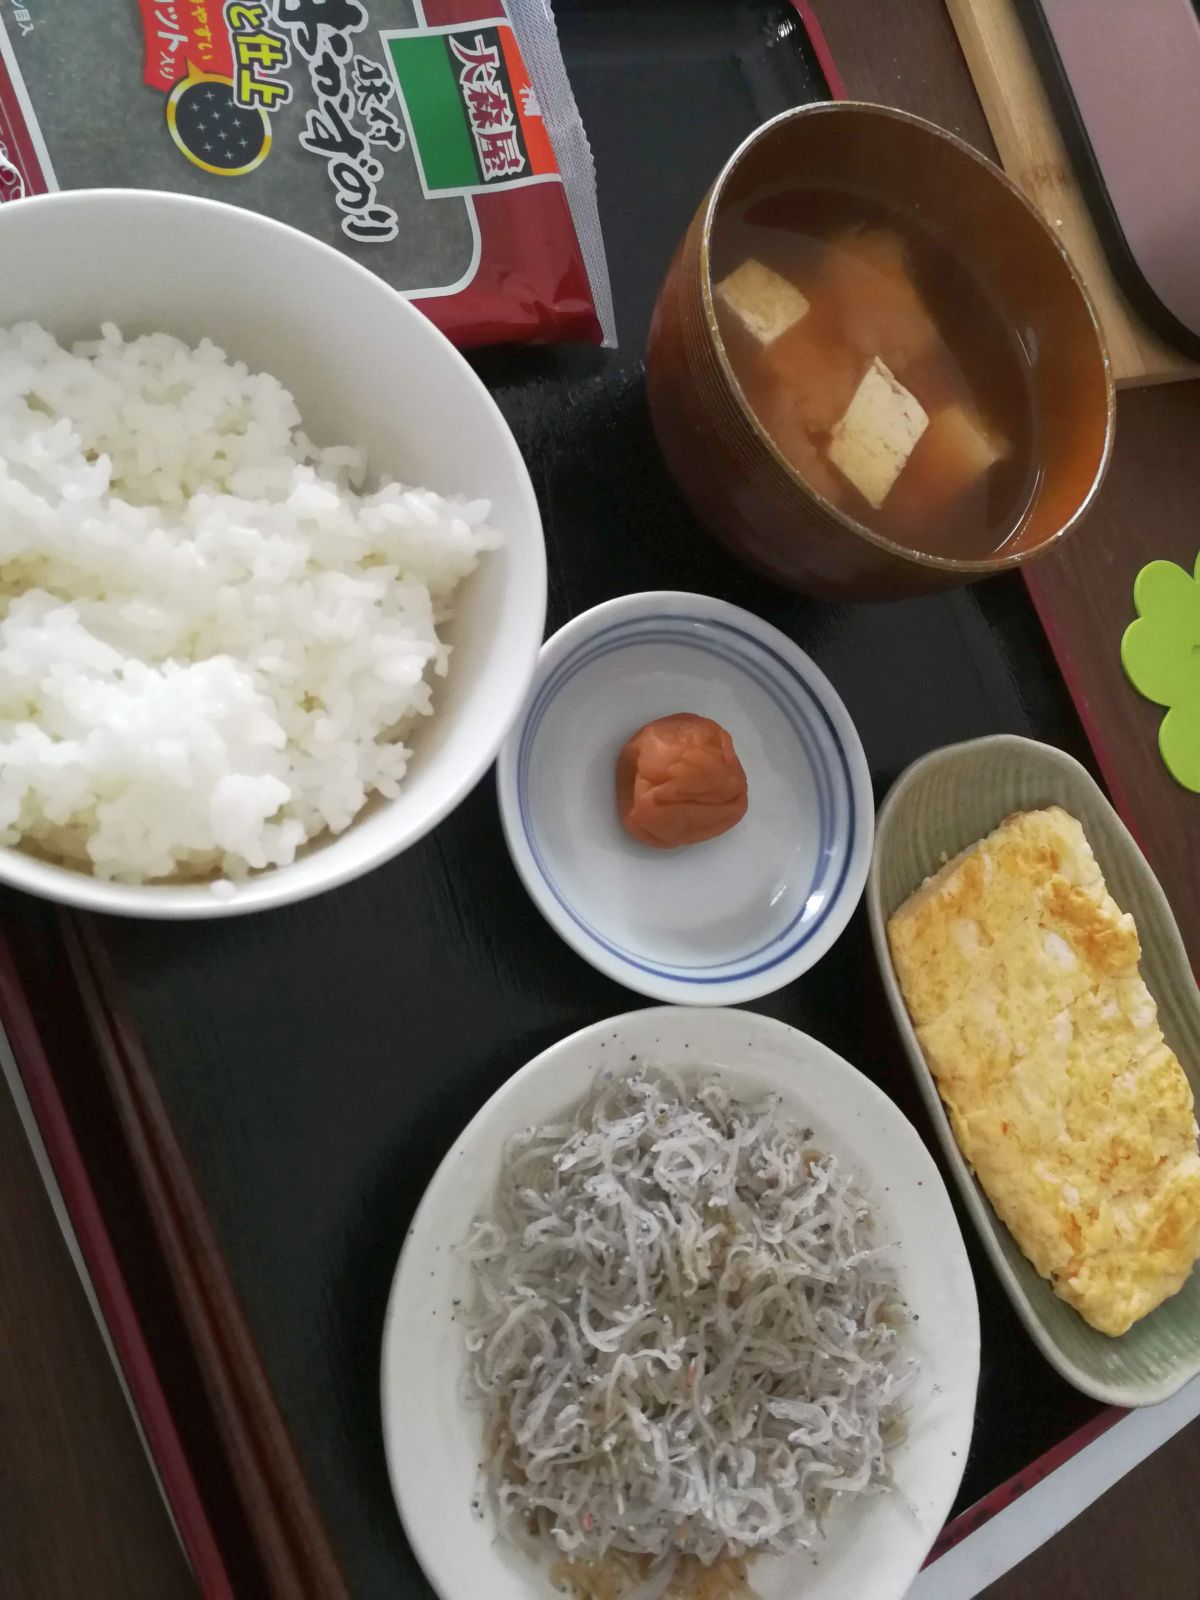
[{"left": 2, "top": 2, "right": 1199, "bottom": 1598}]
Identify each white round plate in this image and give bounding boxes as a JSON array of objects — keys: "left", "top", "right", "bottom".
[
  {"left": 496, "top": 592, "right": 874, "bottom": 1004},
  {"left": 381, "top": 1006, "right": 980, "bottom": 1600}
]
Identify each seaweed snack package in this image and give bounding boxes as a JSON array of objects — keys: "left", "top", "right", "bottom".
[{"left": 0, "top": 0, "right": 614, "bottom": 347}]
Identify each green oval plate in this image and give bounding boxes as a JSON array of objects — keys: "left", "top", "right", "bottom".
[{"left": 867, "top": 734, "right": 1200, "bottom": 1407}]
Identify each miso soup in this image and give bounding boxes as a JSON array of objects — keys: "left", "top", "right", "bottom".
[{"left": 711, "top": 187, "right": 1040, "bottom": 560}]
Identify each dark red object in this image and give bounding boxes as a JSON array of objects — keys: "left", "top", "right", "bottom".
[
  {"left": 417, "top": 0, "right": 601, "bottom": 347},
  {"left": 423, "top": 183, "right": 600, "bottom": 347},
  {"left": 0, "top": 62, "right": 48, "bottom": 200}
]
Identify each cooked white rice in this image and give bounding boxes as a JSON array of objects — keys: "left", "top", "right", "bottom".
[{"left": 0, "top": 321, "right": 499, "bottom": 885}]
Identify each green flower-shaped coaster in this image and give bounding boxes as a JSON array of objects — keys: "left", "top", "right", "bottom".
[{"left": 1121, "top": 550, "right": 1200, "bottom": 792}]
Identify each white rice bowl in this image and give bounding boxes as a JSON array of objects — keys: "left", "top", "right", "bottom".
[{"left": 0, "top": 320, "right": 500, "bottom": 887}]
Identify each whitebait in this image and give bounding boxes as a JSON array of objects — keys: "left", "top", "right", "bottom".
[{"left": 461, "top": 1069, "right": 916, "bottom": 1596}]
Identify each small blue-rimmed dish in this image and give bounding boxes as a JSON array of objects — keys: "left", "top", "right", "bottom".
[{"left": 496, "top": 592, "right": 873, "bottom": 1004}]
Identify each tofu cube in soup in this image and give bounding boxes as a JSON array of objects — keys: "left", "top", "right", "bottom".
[
  {"left": 826, "top": 228, "right": 939, "bottom": 373},
  {"left": 708, "top": 189, "right": 1038, "bottom": 559},
  {"left": 892, "top": 404, "right": 1010, "bottom": 524},
  {"left": 828, "top": 357, "right": 929, "bottom": 509},
  {"left": 715, "top": 258, "right": 810, "bottom": 346},
  {"left": 925, "top": 404, "right": 1008, "bottom": 490},
  {"left": 761, "top": 319, "right": 862, "bottom": 436}
]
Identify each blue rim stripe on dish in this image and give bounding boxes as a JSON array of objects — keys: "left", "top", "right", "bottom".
[
  {"left": 517, "top": 618, "right": 849, "bottom": 977},
  {"left": 521, "top": 620, "right": 838, "bottom": 940},
  {"left": 521, "top": 625, "right": 839, "bottom": 913},
  {"left": 518, "top": 637, "right": 850, "bottom": 981},
  {"left": 514, "top": 613, "right": 857, "bottom": 983},
  {"left": 519, "top": 618, "right": 839, "bottom": 861},
  {"left": 518, "top": 627, "right": 840, "bottom": 969}
]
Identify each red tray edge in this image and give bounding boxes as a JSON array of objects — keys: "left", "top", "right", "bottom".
[{"left": 0, "top": 932, "right": 234, "bottom": 1600}]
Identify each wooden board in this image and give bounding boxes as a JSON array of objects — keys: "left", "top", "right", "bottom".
[{"left": 946, "top": 0, "right": 1197, "bottom": 388}]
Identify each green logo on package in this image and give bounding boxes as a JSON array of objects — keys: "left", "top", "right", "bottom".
[{"left": 382, "top": 19, "right": 558, "bottom": 198}]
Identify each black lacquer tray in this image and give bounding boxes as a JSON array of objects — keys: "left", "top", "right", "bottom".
[{"left": 0, "top": 5, "right": 1111, "bottom": 1595}]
